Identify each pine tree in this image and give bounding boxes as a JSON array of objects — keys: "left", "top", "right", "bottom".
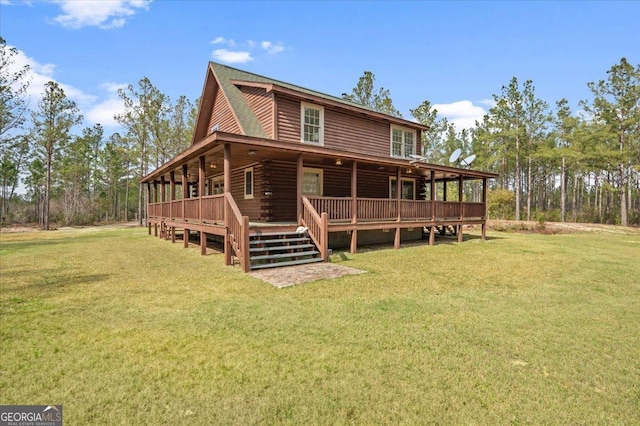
[{"left": 30, "top": 81, "right": 82, "bottom": 230}]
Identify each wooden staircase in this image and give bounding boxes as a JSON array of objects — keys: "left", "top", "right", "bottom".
[{"left": 249, "top": 230, "right": 323, "bottom": 270}]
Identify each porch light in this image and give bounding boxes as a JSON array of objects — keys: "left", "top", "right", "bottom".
[
  {"left": 209, "top": 163, "right": 217, "bottom": 169},
  {"left": 247, "top": 149, "right": 257, "bottom": 156},
  {"left": 335, "top": 159, "right": 343, "bottom": 166},
  {"left": 406, "top": 168, "right": 412, "bottom": 174}
]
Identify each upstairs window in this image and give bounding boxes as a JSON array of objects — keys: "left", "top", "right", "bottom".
[
  {"left": 391, "top": 126, "right": 416, "bottom": 159},
  {"left": 301, "top": 102, "right": 324, "bottom": 145}
]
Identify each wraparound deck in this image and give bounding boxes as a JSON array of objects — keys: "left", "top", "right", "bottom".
[{"left": 147, "top": 193, "right": 487, "bottom": 271}]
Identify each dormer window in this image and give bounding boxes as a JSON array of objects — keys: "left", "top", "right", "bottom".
[
  {"left": 391, "top": 126, "right": 416, "bottom": 159},
  {"left": 301, "top": 102, "right": 324, "bottom": 145}
]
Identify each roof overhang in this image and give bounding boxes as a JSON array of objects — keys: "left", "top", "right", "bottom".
[{"left": 142, "top": 132, "right": 498, "bottom": 184}]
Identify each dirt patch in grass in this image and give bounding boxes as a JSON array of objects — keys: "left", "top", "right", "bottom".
[
  {"left": 486, "top": 219, "right": 640, "bottom": 235},
  {"left": 249, "top": 263, "right": 366, "bottom": 288}
]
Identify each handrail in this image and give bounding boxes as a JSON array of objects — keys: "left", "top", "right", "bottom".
[
  {"left": 224, "top": 193, "right": 250, "bottom": 272},
  {"left": 301, "top": 196, "right": 328, "bottom": 261}
]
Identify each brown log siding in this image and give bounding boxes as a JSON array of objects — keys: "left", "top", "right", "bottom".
[
  {"left": 254, "top": 160, "right": 405, "bottom": 222},
  {"left": 240, "top": 86, "right": 273, "bottom": 138},
  {"left": 276, "top": 97, "right": 301, "bottom": 144},
  {"left": 275, "top": 95, "right": 400, "bottom": 158},
  {"left": 209, "top": 85, "right": 241, "bottom": 134},
  {"left": 231, "top": 163, "right": 262, "bottom": 221}
]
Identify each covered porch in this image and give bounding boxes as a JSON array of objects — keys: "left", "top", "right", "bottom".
[{"left": 142, "top": 132, "right": 497, "bottom": 272}]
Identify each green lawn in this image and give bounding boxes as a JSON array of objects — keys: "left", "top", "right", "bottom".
[{"left": 1, "top": 226, "right": 639, "bottom": 424}]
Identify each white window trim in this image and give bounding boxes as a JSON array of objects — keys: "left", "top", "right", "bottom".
[
  {"left": 303, "top": 167, "right": 324, "bottom": 196},
  {"left": 244, "top": 167, "right": 254, "bottom": 199},
  {"left": 300, "top": 102, "right": 324, "bottom": 146},
  {"left": 389, "top": 176, "right": 416, "bottom": 200},
  {"left": 390, "top": 125, "right": 417, "bottom": 159},
  {"left": 208, "top": 175, "right": 224, "bottom": 195}
]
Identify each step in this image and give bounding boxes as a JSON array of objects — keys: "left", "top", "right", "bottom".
[
  {"left": 250, "top": 244, "right": 316, "bottom": 253},
  {"left": 250, "top": 237, "right": 310, "bottom": 245},
  {"left": 250, "top": 231, "right": 306, "bottom": 238},
  {"left": 250, "top": 257, "right": 324, "bottom": 270},
  {"left": 250, "top": 250, "right": 319, "bottom": 261}
]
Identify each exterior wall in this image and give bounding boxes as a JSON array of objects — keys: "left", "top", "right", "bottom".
[
  {"left": 263, "top": 160, "right": 297, "bottom": 222},
  {"left": 231, "top": 163, "right": 263, "bottom": 221},
  {"left": 209, "top": 86, "right": 241, "bottom": 134},
  {"left": 240, "top": 86, "right": 273, "bottom": 138},
  {"left": 276, "top": 96, "right": 401, "bottom": 158},
  {"left": 256, "top": 160, "right": 421, "bottom": 222}
]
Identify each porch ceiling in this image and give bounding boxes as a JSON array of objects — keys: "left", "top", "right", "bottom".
[{"left": 142, "top": 132, "right": 498, "bottom": 183}]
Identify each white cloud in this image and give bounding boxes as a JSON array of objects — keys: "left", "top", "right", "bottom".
[
  {"left": 85, "top": 97, "right": 125, "bottom": 128},
  {"left": 432, "top": 100, "right": 487, "bottom": 130},
  {"left": 51, "top": 0, "right": 152, "bottom": 29},
  {"left": 5, "top": 44, "right": 124, "bottom": 129},
  {"left": 261, "top": 41, "right": 284, "bottom": 54},
  {"left": 210, "top": 37, "right": 285, "bottom": 63},
  {"left": 478, "top": 98, "right": 496, "bottom": 108},
  {"left": 211, "top": 36, "right": 235, "bottom": 47},
  {"left": 212, "top": 49, "right": 253, "bottom": 64}
]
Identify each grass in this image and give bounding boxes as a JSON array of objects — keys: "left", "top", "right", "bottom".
[{"left": 1, "top": 226, "right": 639, "bottom": 424}]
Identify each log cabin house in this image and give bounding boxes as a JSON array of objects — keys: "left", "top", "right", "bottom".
[{"left": 142, "top": 62, "right": 498, "bottom": 271}]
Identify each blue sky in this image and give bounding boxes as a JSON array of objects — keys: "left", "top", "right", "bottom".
[{"left": 2, "top": 0, "right": 639, "bottom": 132}]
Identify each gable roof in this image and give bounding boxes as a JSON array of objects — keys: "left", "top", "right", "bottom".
[{"left": 205, "top": 61, "right": 429, "bottom": 140}]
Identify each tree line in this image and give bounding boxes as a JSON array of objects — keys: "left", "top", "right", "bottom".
[
  {"left": 343, "top": 58, "right": 640, "bottom": 226},
  {"left": 2, "top": 35, "right": 638, "bottom": 228},
  {"left": 0, "top": 37, "right": 196, "bottom": 228}
]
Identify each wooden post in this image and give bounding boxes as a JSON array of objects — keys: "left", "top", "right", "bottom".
[
  {"left": 242, "top": 215, "right": 250, "bottom": 272},
  {"left": 223, "top": 145, "right": 232, "bottom": 266},
  {"left": 394, "top": 167, "right": 401, "bottom": 249},
  {"left": 321, "top": 212, "right": 329, "bottom": 261},
  {"left": 200, "top": 231, "right": 207, "bottom": 255},
  {"left": 182, "top": 164, "right": 188, "bottom": 222},
  {"left": 184, "top": 228, "right": 189, "bottom": 248},
  {"left": 296, "top": 154, "right": 303, "bottom": 225},
  {"left": 430, "top": 170, "right": 436, "bottom": 245},
  {"left": 169, "top": 171, "right": 175, "bottom": 220},
  {"left": 223, "top": 144, "right": 231, "bottom": 194},
  {"left": 171, "top": 227, "right": 176, "bottom": 243},
  {"left": 429, "top": 223, "right": 435, "bottom": 246},
  {"left": 199, "top": 156, "right": 205, "bottom": 224},
  {"left": 458, "top": 174, "right": 464, "bottom": 242},
  {"left": 160, "top": 176, "right": 166, "bottom": 206},
  {"left": 482, "top": 177, "right": 488, "bottom": 240},
  {"left": 459, "top": 174, "right": 464, "bottom": 219},
  {"left": 147, "top": 221, "right": 151, "bottom": 235},
  {"left": 350, "top": 161, "right": 358, "bottom": 253},
  {"left": 154, "top": 223, "right": 158, "bottom": 237}
]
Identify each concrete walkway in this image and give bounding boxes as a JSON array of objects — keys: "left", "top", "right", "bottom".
[{"left": 249, "top": 263, "right": 366, "bottom": 288}]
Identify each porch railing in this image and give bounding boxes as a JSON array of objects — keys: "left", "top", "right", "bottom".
[
  {"left": 225, "top": 193, "right": 250, "bottom": 272},
  {"left": 463, "top": 202, "right": 485, "bottom": 218},
  {"left": 202, "top": 194, "right": 224, "bottom": 223},
  {"left": 171, "top": 200, "right": 182, "bottom": 220},
  {"left": 309, "top": 197, "right": 351, "bottom": 221},
  {"left": 358, "top": 197, "right": 397, "bottom": 220},
  {"left": 301, "top": 196, "right": 329, "bottom": 261},
  {"left": 307, "top": 197, "right": 484, "bottom": 222},
  {"left": 434, "top": 201, "right": 461, "bottom": 219},
  {"left": 184, "top": 199, "right": 199, "bottom": 221}
]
